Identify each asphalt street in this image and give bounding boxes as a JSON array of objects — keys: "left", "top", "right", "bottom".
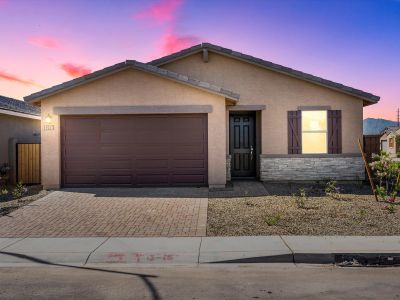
[{"left": 0, "top": 264, "right": 399, "bottom": 299}]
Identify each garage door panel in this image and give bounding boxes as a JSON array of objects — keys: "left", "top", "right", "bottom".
[
  {"left": 136, "top": 159, "right": 169, "bottom": 169},
  {"left": 100, "top": 169, "right": 132, "bottom": 176},
  {"left": 172, "top": 175, "right": 206, "bottom": 184},
  {"left": 100, "top": 175, "right": 133, "bottom": 185},
  {"left": 101, "top": 118, "right": 135, "bottom": 129},
  {"left": 135, "top": 133, "right": 170, "bottom": 143},
  {"left": 136, "top": 174, "right": 170, "bottom": 186},
  {"left": 174, "top": 145, "right": 206, "bottom": 155},
  {"left": 100, "top": 160, "right": 132, "bottom": 169},
  {"left": 135, "top": 145, "right": 170, "bottom": 155},
  {"left": 64, "top": 166, "right": 98, "bottom": 175},
  {"left": 65, "top": 118, "right": 99, "bottom": 130},
  {"left": 171, "top": 159, "right": 206, "bottom": 169},
  {"left": 65, "top": 133, "right": 99, "bottom": 144},
  {"left": 100, "top": 145, "right": 131, "bottom": 156},
  {"left": 61, "top": 114, "right": 207, "bottom": 187},
  {"left": 101, "top": 132, "right": 134, "bottom": 143},
  {"left": 65, "top": 175, "right": 97, "bottom": 185},
  {"left": 64, "top": 160, "right": 98, "bottom": 170},
  {"left": 65, "top": 146, "right": 99, "bottom": 158}
]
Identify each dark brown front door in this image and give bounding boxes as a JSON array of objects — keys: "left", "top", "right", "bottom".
[
  {"left": 229, "top": 112, "right": 256, "bottom": 178},
  {"left": 61, "top": 114, "right": 208, "bottom": 187}
]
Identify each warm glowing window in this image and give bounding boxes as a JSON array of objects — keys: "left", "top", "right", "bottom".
[
  {"left": 301, "top": 110, "right": 327, "bottom": 154},
  {"left": 389, "top": 137, "right": 394, "bottom": 148}
]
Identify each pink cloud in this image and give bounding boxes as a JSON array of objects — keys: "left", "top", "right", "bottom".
[
  {"left": 161, "top": 31, "right": 199, "bottom": 55},
  {"left": 134, "top": 0, "right": 182, "bottom": 24},
  {"left": 60, "top": 63, "right": 92, "bottom": 77},
  {"left": 0, "top": 70, "right": 36, "bottom": 85},
  {"left": 28, "top": 36, "right": 61, "bottom": 49}
]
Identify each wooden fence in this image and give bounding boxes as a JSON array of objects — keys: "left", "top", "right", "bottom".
[
  {"left": 17, "top": 143, "right": 41, "bottom": 184},
  {"left": 363, "top": 135, "right": 381, "bottom": 163}
]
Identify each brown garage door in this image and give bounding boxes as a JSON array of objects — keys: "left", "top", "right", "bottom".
[{"left": 61, "top": 114, "right": 208, "bottom": 187}]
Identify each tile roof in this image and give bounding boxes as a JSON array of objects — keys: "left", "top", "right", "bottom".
[
  {"left": 0, "top": 95, "right": 40, "bottom": 116},
  {"left": 24, "top": 60, "right": 240, "bottom": 102},
  {"left": 149, "top": 43, "right": 380, "bottom": 104}
]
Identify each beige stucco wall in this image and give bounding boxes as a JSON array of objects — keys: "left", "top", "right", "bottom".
[
  {"left": 0, "top": 114, "right": 40, "bottom": 183},
  {"left": 40, "top": 68, "right": 227, "bottom": 189},
  {"left": 0, "top": 114, "right": 40, "bottom": 163},
  {"left": 161, "top": 52, "right": 364, "bottom": 154}
]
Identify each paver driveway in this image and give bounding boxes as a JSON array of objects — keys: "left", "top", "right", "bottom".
[{"left": 0, "top": 188, "right": 208, "bottom": 237}]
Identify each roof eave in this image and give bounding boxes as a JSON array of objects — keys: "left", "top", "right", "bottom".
[
  {"left": 0, "top": 108, "right": 41, "bottom": 119},
  {"left": 149, "top": 43, "right": 380, "bottom": 105},
  {"left": 24, "top": 59, "right": 240, "bottom": 103}
]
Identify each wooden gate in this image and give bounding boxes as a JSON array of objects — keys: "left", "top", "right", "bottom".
[
  {"left": 17, "top": 143, "right": 41, "bottom": 184},
  {"left": 363, "top": 135, "right": 381, "bottom": 163}
]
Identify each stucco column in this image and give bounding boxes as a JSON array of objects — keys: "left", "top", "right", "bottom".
[
  {"left": 207, "top": 103, "right": 227, "bottom": 188},
  {"left": 41, "top": 111, "right": 61, "bottom": 189}
]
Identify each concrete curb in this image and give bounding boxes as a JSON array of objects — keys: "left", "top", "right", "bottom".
[{"left": 0, "top": 236, "right": 399, "bottom": 266}]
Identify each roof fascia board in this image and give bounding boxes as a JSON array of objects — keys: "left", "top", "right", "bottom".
[{"left": 0, "top": 108, "right": 41, "bottom": 120}]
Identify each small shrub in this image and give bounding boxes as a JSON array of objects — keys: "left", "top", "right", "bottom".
[
  {"left": 359, "top": 208, "right": 367, "bottom": 218},
  {"left": 1, "top": 189, "right": 8, "bottom": 195},
  {"left": 384, "top": 204, "right": 396, "bottom": 214},
  {"left": 264, "top": 214, "right": 281, "bottom": 226},
  {"left": 355, "top": 208, "right": 367, "bottom": 224},
  {"left": 12, "top": 182, "right": 26, "bottom": 200},
  {"left": 293, "top": 188, "right": 307, "bottom": 209},
  {"left": 370, "top": 152, "right": 400, "bottom": 202},
  {"left": 325, "top": 180, "right": 341, "bottom": 200}
]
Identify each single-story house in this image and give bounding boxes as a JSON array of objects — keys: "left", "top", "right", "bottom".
[
  {"left": 24, "top": 43, "right": 380, "bottom": 189},
  {"left": 0, "top": 95, "right": 41, "bottom": 184},
  {"left": 380, "top": 126, "right": 400, "bottom": 158}
]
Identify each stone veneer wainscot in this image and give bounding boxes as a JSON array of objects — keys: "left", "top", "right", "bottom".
[{"left": 260, "top": 154, "right": 364, "bottom": 181}]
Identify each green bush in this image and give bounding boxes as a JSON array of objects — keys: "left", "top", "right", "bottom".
[
  {"left": 292, "top": 188, "right": 307, "bottom": 208},
  {"left": 325, "top": 180, "right": 341, "bottom": 200},
  {"left": 12, "top": 182, "right": 26, "bottom": 200},
  {"left": 264, "top": 214, "right": 281, "bottom": 226},
  {"left": 370, "top": 152, "right": 400, "bottom": 202}
]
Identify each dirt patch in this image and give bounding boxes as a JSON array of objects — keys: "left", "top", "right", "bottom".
[
  {"left": 0, "top": 186, "right": 52, "bottom": 217},
  {"left": 207, "top": 184, "right": 400, "bottom": 236}
]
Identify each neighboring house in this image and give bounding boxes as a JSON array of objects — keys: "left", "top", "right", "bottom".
[
  {"left": 0, "top": 95, "right": 41, "bottom": 183},
  {"left": 380, "top": 127, "right": 400, "bottom": 158},
  {"left": 24, "top": 43, "right": 380, "bottom": 189}
]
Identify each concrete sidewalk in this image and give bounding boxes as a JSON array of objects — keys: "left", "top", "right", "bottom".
[{"left": 0, "top": 236, "right": 399, "bottom": 266}]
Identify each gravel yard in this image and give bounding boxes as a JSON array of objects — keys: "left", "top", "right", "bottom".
[
  {"left": 207, "top": 183, "right": 400, "bottom": 236},
  {"left": 0, "top": 185, "right": 52, "bottom": 217}
]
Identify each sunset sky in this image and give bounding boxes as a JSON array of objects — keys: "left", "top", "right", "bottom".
[{"left": 0, "top": 0, "right": 399, "bottom": 120}]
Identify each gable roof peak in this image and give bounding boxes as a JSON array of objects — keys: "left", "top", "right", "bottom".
[
  {"left": 149, "top": 42, "right": 380, "bottom": 105},
  {"left": 24, "top": 60, "right": 239, "bottom": 103}
]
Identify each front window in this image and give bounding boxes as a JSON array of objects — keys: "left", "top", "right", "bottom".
[{"left": 301, "top": 110, "right": 327, "bottom": 154}]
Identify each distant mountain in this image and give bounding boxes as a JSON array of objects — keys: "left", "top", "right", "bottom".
[{"left": 363, "top": 118, "right": 398, "bottom": 135}]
